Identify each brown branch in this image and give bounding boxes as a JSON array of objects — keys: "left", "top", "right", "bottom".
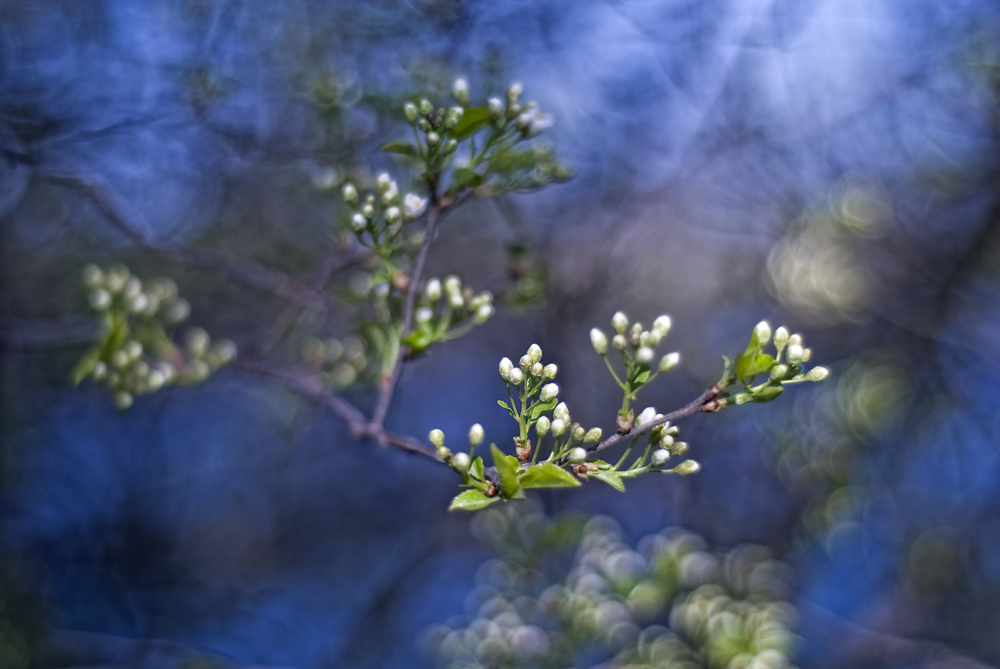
[
  {"left": 369, "top": 196, "right": 441, "bottom": 438},
  {"left": 42, "top": 173, "right": 329, "bottom": 303},
  {"left": 587, "top": 384, "right": 725, "bottom": 456},
  {"left": 237, "top": 360, "right": 441, "bottom": 461}
]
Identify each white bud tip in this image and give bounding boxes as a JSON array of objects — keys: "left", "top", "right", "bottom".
[
  {"left": 786, "top": 344, "right": 804, "bottom": 364},
  {"left": 568, "top": 447, "right": 588, "bottom": 464},
  {"left": 540, "top": 383, "right": 559, "bottom": 402},
  {"left": 659, "top": 352, "right": 681, "bottom": 373},
  {"left": 550, "top": 418, "right": 567, "bottom": 436},
  {"left": 652, "top": 315, "right": 672, "bottom": 336},
  {"left": 611, "top": 312, "right": 629, "bottom": 334},
  {"left": 612, "top": 334, "right": 627, "bottom": 351},
  {"left": 499, "top": 357, "right": 513, "bottom": 379},
  {"left": 636, "top": 347, "right": 654, "bottom": 364},
  {"left": 635, "top": 407, "right": 657, "bottom": 427},
  {"left": 676, "top": 459, "right": 701, "bottom": 475},
  {"left": 651, "top": 449, "right": 670, "bottom": 467},
  {"left": 583, "top": 428, "right": 602, "bottom": 443},
  {"left": 535, "top": 416, "right": 551, "bottom": 436},
  {"left": 527, "top": 343, "right": 542, "bottom": 363},
  {"left": 508, "top": 368, "right": 524, "bottom": 385},
  {"left": 590, "top": 328, "right": 608, "bottom": 355},
  {"left": 807, "top": 366, "right": 830, "bottom": 382},
  {"left": 468, "top": 423, "right": 485, "bottom": 446},
  {"left": 543, "top": 364, "right": 558, "bottom": 379},
  {"left": 754, "top": 320, "right": 772, "bottom": 345},
  {"left": 429, "top": 429, "right": 445, "bottom": 448},
  {"left": 451, "top": 452, "right": 471, "bottom": 471}
]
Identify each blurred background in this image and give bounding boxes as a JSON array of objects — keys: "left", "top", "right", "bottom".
[{"left": 3, "top": 1, "right": 1000, "bottom": 667}]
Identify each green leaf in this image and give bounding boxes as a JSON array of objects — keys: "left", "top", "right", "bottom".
[
  {"left": 751, "top": 385, "right": 784, "bottom": 403},
  {"left": 453, "top": 167, "right": 483, "bottom": 189},
  {"left": 497, "top": 399, "right": 516, "bottom": 418},
  {"left": 451, "top": 107, "right": 490, "bottom": 140},
  {"left": 379, "top": 140, "right": 417, "bottom": 157},
  {"left": 470, "top": 456, "right": 484, "bottom": 482},
  {"left": 492, "top": 443, "right": 522, "bottom": 499},
  {"left": 528, "top": 398, "right": 557, "bottom": 421},
  {"left": 519, "top": 463, "right": 581, "bottom": 489},
  {"left": 633, "top": 366, "right": 651, "bottom": 386},
  {"left": 401, "top": 330, "right": 434, "bottom": 354},
  {"left": 738, "top": 353, "right": 777, "bottom": 380},
  {"left": 71, "top": 350, "right": 100, "bottom": 385},
  {"left": 449, "top": 489, "right": 498, "bottom": 511},
  {"left": 591, "top": 469, "right": 625, "bottom": 492}
]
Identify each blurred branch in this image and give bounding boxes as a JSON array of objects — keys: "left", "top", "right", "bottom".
[
  {"left": 42, "top": 173, "right": 333, "bottom": 304},
  {"left": 801, "top": 599, "right": 998, "bottom": 669},
  {"left": 370, "top": 194, "right": 442, "bottom": 438},
  {"left": 237, "top": 360, "right": 441, "bottom": 461}
]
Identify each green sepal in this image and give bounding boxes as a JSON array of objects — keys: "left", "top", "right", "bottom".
[
  {"left": 379, "top": 140, "right": 418, "bottom": 157},
  {"left": 591, "top": 468, "right": 625, "bottom": 492},
  {"left": 401, "top": 330, "right": 434, "bottom": 355},
  {"left": 528, "top": 398, "right": 557, "bottom": 422},
  {"left": 491, "top": 443, "right": 522, "bottom": 499},
  {"left": 453, "top": 167, "right": 483, "bottom": 190},
  {"left": 469, "top": 456, "right": 484, "bottom": 482},
  {"left": 449, "top": 489, "right": 498, "bottom": 511},
  {"left": 519, "top": 462, "right": 581, "bottom": 489},
  {"left": 450, "top": 107, "right": 490, "bottom": 140}
]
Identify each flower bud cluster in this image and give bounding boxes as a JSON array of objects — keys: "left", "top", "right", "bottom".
[
  {"left": 725, "top": 322, "right": 830, "bottom": 407},
  {"left": 301, "top": 335, "right": 369, "bottom": 389},
  {"left": 428, "top": 505, "right": 799, "bottom": 669},
  {"left": 76, "top": 264, "right": 236, "bottom": 408},
  {"left": 408, "top": 275, "right": 494, "bottom": 352},
  {"left": 341, "top": 175, "right": 428, "bottom": 247}
]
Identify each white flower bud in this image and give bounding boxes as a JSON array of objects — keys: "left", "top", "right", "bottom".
[
  {"left": 530, "top": 362, "right": 543, "bottom": 377},
  {"left": 425, "top": 279, "right": 442, "bottom": 301},
  {"left": 452, "top": 77, "right": 469, "bottom": 105},
  {"left": 451, "top": 452, "right": 470, "bottom": 471},
  {"left": 635, "top": 407, "right": 657, "bottom": 427},
  {"left": 612, "top": 334, "right": 627, "bottom": 351},
  {"left": 583, "top": 428, "right": 602, "bottom": 443},
  {"left": 674, "top": 459, "right": 701, "bottom": 475},
  {"left": 611, "top": 311, "right": 629, "bottom": 334},
  {"left": 636, "top": 346, "right": 654, "bottom": 364},
  {"left": 568, "top": 447, "right": 587, "bottom": 463},
  {"left": 801, "top": 348, "right": 812, "bottom": 362},
  {"left": 415, "top": 307, "right": 433, "bottom": 324},
  {"left": 111, "top": 349, "right": 130, "bottom": 369},
  {"left": 429, "top": 429, "right": 445, "bottom": 448},
  {"left": 488, "top": 97, "right": 503, "bottom": 118},
  {"left": 469, "top": 423, "right": 484, "bottom": 447},
  {"left": 114, "top": 391, "right": 133, "bottom": 410},
  {"left": 519, "top": 354, "right": 533, "bottom": 369},
  {"left": 773, "top": 326, "right": 789, "bottom": 349},
  {"left": 89, "top": 289, "right": 111, "bottom": 311},
  {"left": 554, "top": 402, "right": 570, "bottom": 421},
  {"left": 147, "top": 369, "right": 166, "bottom": 391},
  {"left": 536, "top": 416, "right": 551, "bottom": 436},
  {"left": 590, "top": 328, "right": 607, "bottom": 355},
  {"left": 658, "top": 352, "right": 680, "bottom": 373},
  {"left": 671, "top": 441, "right": 688, "bottom": 456},
  {"left": 186, "top": 328, "right": 210, "bottom": 358},
  {"left": 128, "top": 293, "right": 149, "bottom": 313},
  {"left": 543, "top": 364, "right": 557, "bottom": 380},
  {"left": 385, "top": 206, "right": 401, "bottom": 223},
  {"left": 659, "top": 434, "right": 675, "bottom": 448},
  {"left": 213, "top": 339, "right": 238, "bottom": 365},
  {"left": 572, "top": 425, "right": 586, "bottom": 441},
  {"left": 124, "top": 340, "right": 143, "bottom": 361},
  {"left": 550, "top": 418, "right": 567, "bottom": 436},
  {"left": 647, "top": 330, "right": 663, "bottom": 347},
  {"left": 361, "top": 203, "right": 374, "bottom": 218},
  {"left": 342, "top": 183, "right": 358, "bottom": 205},
  {"left": 788, "top": 334, "right": 802, "bottom": 347},
  {"left": 403, "top": 193, "right": 428, "bottom": 219},
  {"left": 806, "top": 366, "right": 830, "bottom": 382},
  {"left": 499, "top": 357, "right": 513, "bottom": 380},
  {"left": 516, "top": 111, "right": 531, "bottom": 130},
  {"left": 786, "top": 344, "right": 804, "bottom": 364},
  {"left": 123, "top": 277, "right": 142, "bottom": 299},
  {"left": 508, "top": 368, "right": 524, "bottom": 385},
  {"left": 769, "top": 364, "right": 788, "bottom": 381},
  {"left": 444, "top": 275, "right": 462, "bottom": 294},
  {"left": 449, "top": 292, "right": 464, "bottom": 309},
  {"left": 419, "top": 99, "right": 432, "bottom": 114},
  {"left": 473, "top": 304, "right": 494, "bottom": 324},
  {"left": 527, "top": 343, "right": 542, "bottom": 364},
  {"left": 426, "top": 131, "right": 440, "bottom": 145},
  {"left": 443, "top": 138, "right": 458, "bottom": 153},
  {"left": 752, "top": 321, "right": 770, "bottom": 347},
  {"left": 651, "top": 449, "right": 670, "bottom": 467},
  {"left": 540, "top": 383, "right": 559, "bottom": 401},
  {"left": 404, "top": 102, "right": 418, "bottom": 123},
  {"left": 166, "top": 298, "right": 190, "bottom": 323},
  {"left": 507, "top": 82, "right": 523, "bottom": 103},
  {"left": 652, "top": 315, "right": 671, "bottom": 336},
  {"left": 82, "top": 264, "right": 104, "bottom": 288}
]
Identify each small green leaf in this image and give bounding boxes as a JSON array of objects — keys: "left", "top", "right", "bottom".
[
  {"left": 634, "top": 366, "right": 651, "bottom": 386},
  {"left": 451, "top": 107, "right": 490, "bottom": 140},
  {"left": 470, "top": 456, "right": 484, "bottom": 482},
  {"left": 751, "top": 385, "right": 784, "bottom": 402},
  {"left": 520, "top": 463, "right": 581, "bottom": 489},
  {"left": 528, "top": 398, "right": 557, "bottom": 421},
  {"left": 453, "top": 167, "right": 483, "bottom": 190},
  {"left": 379, "top": 140, "right": 417, "bottom": 157},
  {"left": 401, "top": 330, "right": 434, "bottom": 354},
  {"left": 71, "top": 350, "right": 100, "bottom": 385},
  {"left": 497, "top": 399, "right": 516, "bottom": 417},
  {"left": 492, "top": 443, "right": 522, "bottom": 499},
  {"left": 591, "top": 469, "right": 625, "bottom": 492},
  {"left": 449, "top": 489, "right": 498, "bottom": 511},
  {"left": 739, "top": 353, "right": 777, "bottom": 379}
]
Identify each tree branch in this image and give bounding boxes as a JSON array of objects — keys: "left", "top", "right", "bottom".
[{"left": 369, "top": 197, "right": 442, "bottom": 438}]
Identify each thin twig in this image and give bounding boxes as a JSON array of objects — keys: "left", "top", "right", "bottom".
[
  {"left": 369, "top": 197, "right": 441, "bottom": 438},
  {"left": 237, "top": 360, "right": 441, "bottom": 461},
  {"left": 587, "top": 384, "right": 724, "bottom": 456},
  {"left": 43, "top": 173, "right": 328, "bottom": 303}
]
